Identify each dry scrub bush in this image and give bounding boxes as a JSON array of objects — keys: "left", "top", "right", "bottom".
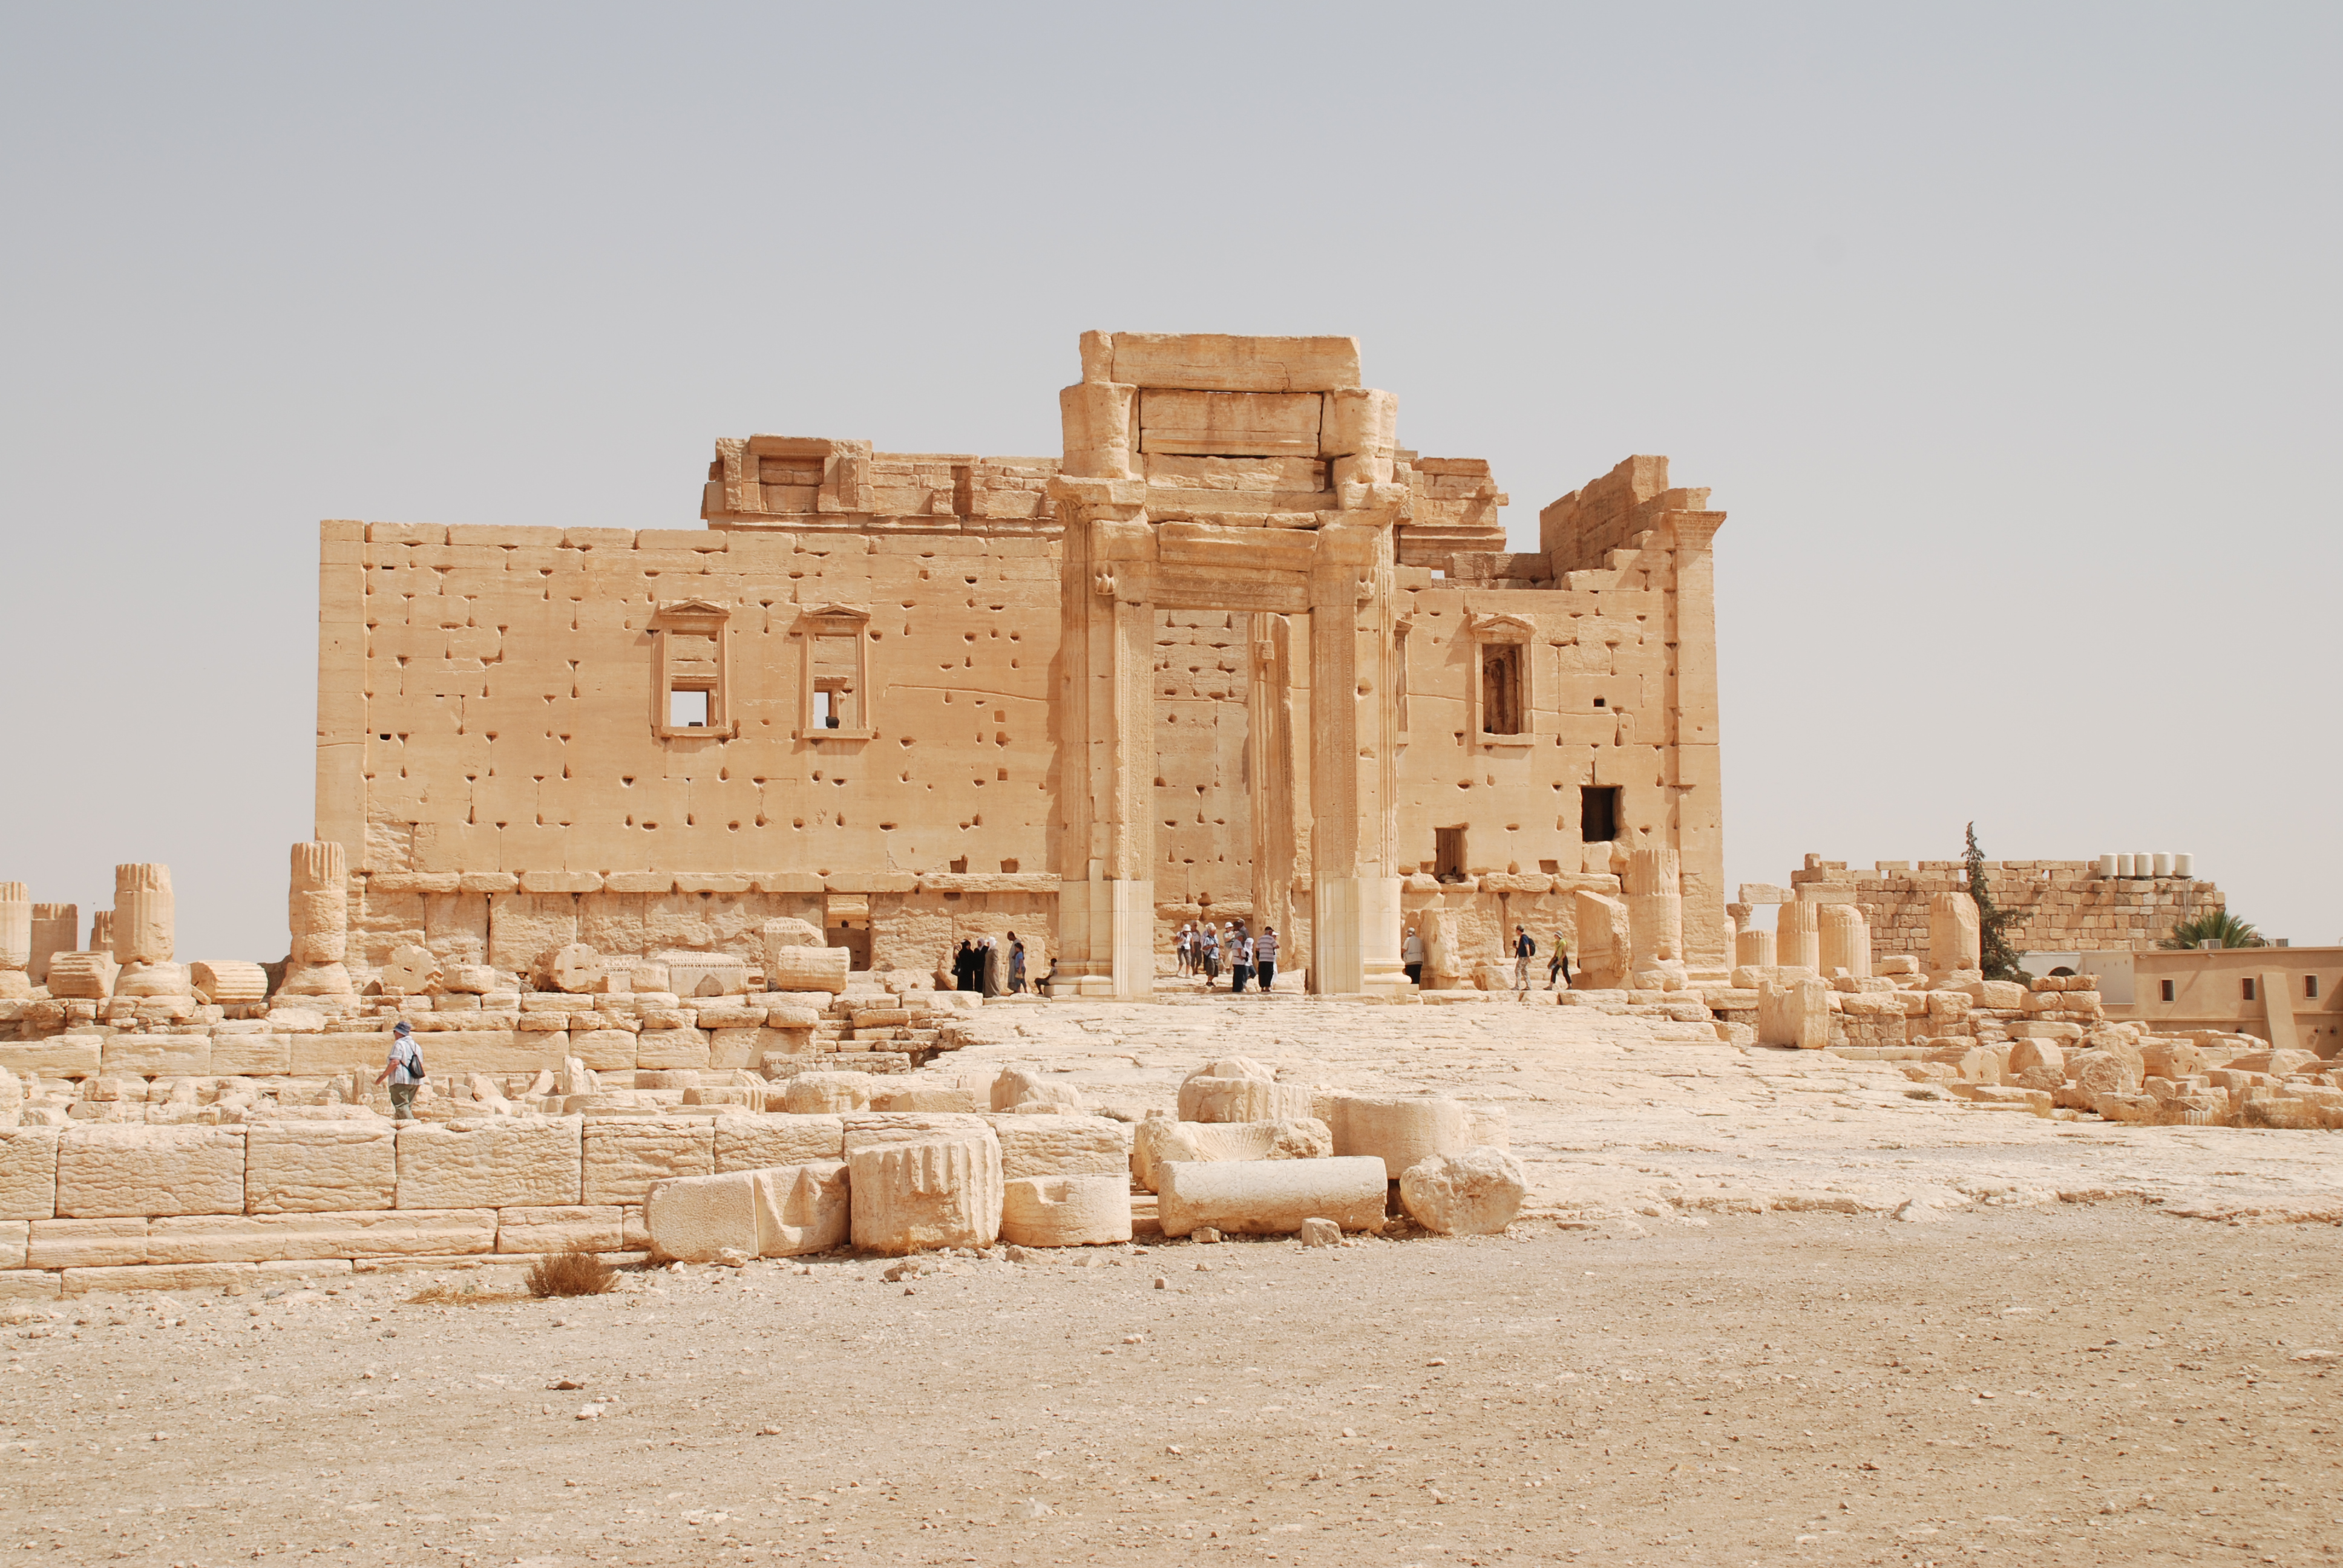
[{"left": 527, "top": 1247, "right": 619, "bottom": 1298}]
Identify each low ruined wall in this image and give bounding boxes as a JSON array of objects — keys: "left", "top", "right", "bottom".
[{"left": 1779, "top": 860, "right": 2221, "bottom": 962}]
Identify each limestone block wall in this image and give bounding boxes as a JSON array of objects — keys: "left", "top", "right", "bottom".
[
  {"left": 1777, "top": 858, "right": 2225, "bottom": 962},
  {"left": 327, "top": 521, "right": 1067, "bottom": 982},
  {"left": 0, "top": 1113, "right": 881, "bottom": 1298},
  {"left": 1152, "top": 610, "right": 1255, "bottom": 910}
]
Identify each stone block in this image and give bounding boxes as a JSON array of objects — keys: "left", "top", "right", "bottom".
[
  {"left": 847, "top": 1129, "right": 1003, "bottom": 1255},
  {"left": 146, "top": 1209, "right": 497, "bottom": 1263},
  {"left": 100, "top": 1036, "right": 212, "bottom": 1078},
  {"left": 635, "top": 1028, "right": 711, "bottom": 1070},
  {"left": 27, "top": 1217, "right": 149, "bottom": 1268},
  {"left": 1178, "top": 1076, "right": 1311, "bottom": 1124},
  {"left": 644, "top": 1161, "right": 848, "bottom": 1261},
  {"left": 1398, "top": 1148, "right": 1527, "bottom": 1235},
  {"left": 1130, "top": 1118, "right": 1330, "bottom": 1192},
  {"left": 56, "top": 1126, "right": 245, "bottom": 1218},
  {"left": 1156, "top": 1157, "right": 1387, "bottom": 1238},
  {"left": 291, "top": 1034, "right": 392, "bottom": 1076},
  {"left": 1000, "top": 1174, "right": 1131, "bottom": 1248},
  {"left": 765, "top": 946, "right": 850, "bottom": 995},
  {"left": 0, "top": 1040, "right": 103, "bottom": 1079},
  {"left": 566, "top": 1029, "right": 639, "bottom": 1071},
  {"left": 61, "top": 1261, "right": 263, "bottom": 1295},
  {"left": 0, "top": 1128, "right": 60, "bottom": 1220},
  {"left": 0, "top": 1220, "right": 22, "bottom": 1270},
  {"left": 867, "top": 1085, "right": 983, "bottom": 1113},
  {"left": 395, "top": 1117, "right": 582, "bottom": 1208},
  {"left": 246, "top": 1121, "right": 398, "bottom": 1213},
  {"left": 982, "top": 1114, "right": 1133, "bottom": 1180},
  {"left": 495, "top": 1205, "right": 626, "bottom": 1254},
  {"left": 211, "top": 1033, "right": 293, "bottom": 1076},
  {"left": 1758, "top": 976, "right": 1833, "bottom": 1049},
  {"left": 582, "top": 1117, "right": 715, "bottom": 1205},
  {"left": 712, "top": 1113, "right": 845, "bottom": 1172},
  {"left": 784, "top": 1073, "right": 874, "bottom": 1114},
  {"left": 1325, "top": 1096, "right": 1467, "bottom": 1178},
  {"left": 1108, "top": 332, "right": 1362, "bottom": 393}
]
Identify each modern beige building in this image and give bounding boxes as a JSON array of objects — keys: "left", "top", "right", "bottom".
[
  {"left": 2105, "top": 946, "right": 2342, "bottom": 1057},
  {"left": 317, "top": 333, "right": 1726, "bottom": 996}
]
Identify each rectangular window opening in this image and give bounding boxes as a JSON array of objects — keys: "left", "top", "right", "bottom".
[
  {"left": 1434, "top": 826, "right": 1467, "bottom": 883},
  {"left": 2307, "top": 975, "right": 2320, "bottom": 1000},
  {"left": 2160, "top": 979, "right": 2175, "bottom": 1003},
  {"left": 669, "top": 688, "right": 710, "bottom": 729},
  {"left": 2242, "top": 978, "right": 2256, "bottom": 1002},
  {"left": 1480, "top": 644, "right": 1523, "bottom": 734},
  {"left": 1580, "top": 785, "right": 1622, "bottom": 844}
]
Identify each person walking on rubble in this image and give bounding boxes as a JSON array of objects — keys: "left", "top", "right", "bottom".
[
  {"left": 1512, "top": 926, "right": 1536, "bottom": 993},
  {"left": 1548, "top": 932, "right": 1572, "bottom": 990},
  {"left": 952, "top": 938, "right": 978, "bottom": 991},
  {"left": 1403, "top": 923, "right": 1425, "bottom": 988},
  {"left": 1255, "top": 926, "right": 1278, "bottom": 993},
  {"left": 1199, "top": 924, "right": 1220, "bottom": 986},
  {"left": 981, "top": 936, "right": 1005, "bottom": 998},
  {"left": 1231, "top": 929, "right": 1253, "bottom": 993},
  {"left": 373, "top": 1019, "right": 425, "bottom": 1122},
  {"left": 1009, "top": 938, "right": 1027, "bottom": 994}
]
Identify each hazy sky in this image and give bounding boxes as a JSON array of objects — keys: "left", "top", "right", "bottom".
[{"left": 4, "top": 4, "right": 2336, "bottom": 959}]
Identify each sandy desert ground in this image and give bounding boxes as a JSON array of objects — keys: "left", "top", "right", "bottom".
[{"left": 5, "top": 988, "right": 2339, "bottom": 1567}]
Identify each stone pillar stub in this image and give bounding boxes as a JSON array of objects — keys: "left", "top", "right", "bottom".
[
  {"left": 28, "top": 903, "right": 76, "bottom": 987},
  {"left": 1928, "top": 892, "right": 1981, "bottom": 977},
  {"left": 1818, "top": 902, "right": 1872, "bottom": 978},
  {"left": 281, "top": 840, "right": 356, "bottom": 998},
  {"left": 1776, "top": 901, "right": 1820, "bottom": 973},
  {"left": 0, "top": 883, "right": 28, "bottom": 999}
]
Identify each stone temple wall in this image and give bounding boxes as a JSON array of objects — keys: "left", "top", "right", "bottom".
[{"left": 1758, "top": 857, "right": 2225, "bottom": 962}]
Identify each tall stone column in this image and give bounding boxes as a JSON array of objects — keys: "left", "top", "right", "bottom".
[
  {"left": 1776, "top": 900, "right": 1821, "bottom": 972},
  {"left": 1661, "top": 509, "right": 1729, "bottom": 977},
  {"left": 0, "top": 884, "right": 29, "bottom": 999},
  {"left": 1046, "top": 477, "right": 1155, "bottom": 999},
  {"left": 1307, "top": 518, "right": 1405, "bottom": 995},
  {"left": 112, "top": 864, "right": 189, "bottom": 996},
  {"left": 1247, "top": 612, "right": 1297, "bottom": 947},
  {"left": 281, "top": 840, "right": 356, "bottom": 998},
  {"left": 28, "top": 904, "right": 76, "bottom": 988},
  {"left": 1818, "top": 903, "right": 1872, "bottom": 978}
]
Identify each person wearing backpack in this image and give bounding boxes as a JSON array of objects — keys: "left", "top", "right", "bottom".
[
  {"left": 1513, "top": 926, "right": 1536, "bottom": 993},
  {"left": 373, "top": 1018, "right": 426, "bottom": 1121}
]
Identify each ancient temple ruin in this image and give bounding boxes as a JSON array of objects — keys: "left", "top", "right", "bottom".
[{"left": 321, "top": 332, "right": 1727, "bottom": 996}]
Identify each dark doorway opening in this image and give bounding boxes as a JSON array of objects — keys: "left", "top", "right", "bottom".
[{"left": 1580, "top": 785, "right": 1622, "bottom": 844}]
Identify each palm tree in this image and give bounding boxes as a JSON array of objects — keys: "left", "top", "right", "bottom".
[{"left": 2163, "top": 909, "right": 2262, "bottom": 950}]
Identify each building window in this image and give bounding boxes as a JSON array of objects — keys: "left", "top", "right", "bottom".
[
  {"left": 2242, "top": 977, "right": 2256, "bottom": 1002},
  {"left": 797, "top": 604, "right": 876, "bottom": 740},
  {"left": 1466, "top": 613, "right": 1536, "bottom": 740},
  {"left": 2161, "top": 979, "right": 2175, "bottom": 1002},
  {"left": 1480, "top": 644, "right": 1523, "bottom": 734},
  {"left": 1435, "top": 826, "right": 1467, "bottom": 883},
  {"left": 1581, "top": 785, "right": 1621, "bottom": 844},
  {"left": 2309, "top": 975, "right": 2321, "bottom": 1000},
  {"left": 651, "top": 599, "right": 736, "bottom": 739}
]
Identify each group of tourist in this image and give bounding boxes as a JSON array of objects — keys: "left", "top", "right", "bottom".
[
  {"left": 1398, "top": 922, "right": 1573, "bottom": 993},
  {"left": 949, "top": 932, "right": 1029, "bottom": 996},
  {"left": 1172, "top": 919, "right": 1279, "bottom": 993}
]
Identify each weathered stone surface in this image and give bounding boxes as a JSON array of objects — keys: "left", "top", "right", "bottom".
[
  {"left": 645, "top": 1161, "right": 848, "bottom": 1261},
  {"left": 981, "top": 1113, "right": 1133, "bottom": 1180},
  {"left": 1130, "top": 1117, "right": 1331, "bottom": 1193},
  {"left": 0, "top": 1128, "right": 59, "bottom": 1221},
  {"left": 494, "top": 1204, "right": 626, "bottom": 1254},
  {"left": 395, "top": 1118, "right": 582, "bottom": 1208},
  {"left": 1398, "top": 1147, "right": 1527, "bottom": 1235},
  {"left": 784, "top": 1073, "right": 874, "bottom": 1114},
  {"left": 246, "top": 1121, "right": 398, "bottom": 1214},
  {"left": 1156, "top": 1156, "right": 1386, "bottom": 1238},
  {"left": 56, "top": 1126, "right": 245, "bottom": 1219},
  {"left": 847, "top": 1129, "right": 1002, "bottom": 1254},
  {"left": 1325, "top": 1096, "right": 1467, "bottom": 1178},
  {"left": 1000, "top": 1174, "right": 1130, "bottom": 1247},
  {"left": 765, "top": 946, "right": 849, "bottom": 995},
  {"left": 712, "top": 1113, "right": 845, "bottom": 1171},
  {"left": 146, "top": 1209, "right": 496, "bottom": 1263},
  {"left": 582, "top": 1117, "right": 715, "bottom": 1205}
]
